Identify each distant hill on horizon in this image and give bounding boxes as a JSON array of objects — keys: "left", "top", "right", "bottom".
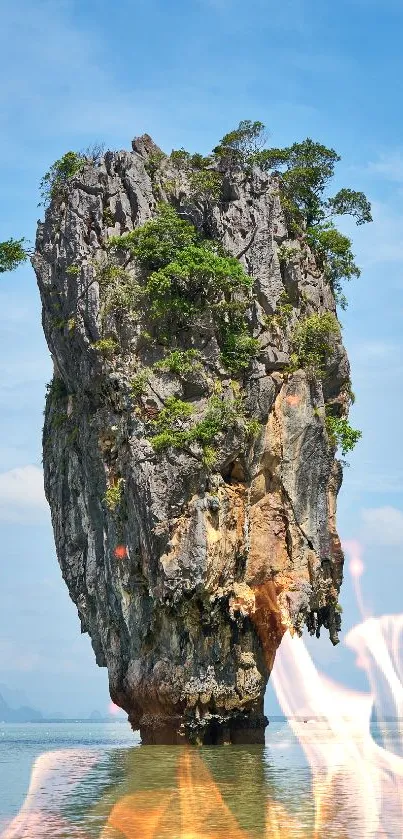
[{"left": 0, "top": 691, "right": 43, "bottom": 722}]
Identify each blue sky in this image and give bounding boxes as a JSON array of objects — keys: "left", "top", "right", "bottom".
[{"left": 0, "top": 0, "right": 402, "bottom": 717}]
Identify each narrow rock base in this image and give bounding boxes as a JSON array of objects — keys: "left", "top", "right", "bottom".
[{"left": 137, "top": 710, "right": 268, "bottom": 745}]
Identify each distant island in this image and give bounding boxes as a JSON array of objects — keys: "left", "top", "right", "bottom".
[
  {"left": 0, "top": 688, "right": 126, "bottom": 723},
  {"left": 0, "top": 691, "right": 43, "bottom": 723}
]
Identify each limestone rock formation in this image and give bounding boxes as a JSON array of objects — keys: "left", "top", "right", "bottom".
[{"left": 33, "top": 135, "right": 348, "bottom": 744}]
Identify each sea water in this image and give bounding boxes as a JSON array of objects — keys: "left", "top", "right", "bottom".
[{"left": 0, "top": 720, "right": 401, "bottom": 838}]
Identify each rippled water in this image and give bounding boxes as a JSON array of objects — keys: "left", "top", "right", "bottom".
[{"left": 0, "top": 720, "right": 402, "bottom": 837}]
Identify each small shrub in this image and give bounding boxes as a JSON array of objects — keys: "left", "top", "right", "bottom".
[
  {"left": 151, "top": 430, "right": 187, "bottom": 452},
  {"left": 97, "top": 260, "right": 140, "bottom": 319},
  {"left": 146, "top": 243, "right": 252, "bottom": 326},
  {"left": 52, "top": 317, "right": 67, "bottom": 330},
  {"left": 189, "top": 169, "right": 222, "bottom": 201},
  {"left": 46, "top": 377, "right": 67, "bottom": 401},
  {"left": 108, "top": 203, "right": 198, "bottom": 270},
  {"left": 103, "top": 207, "right": 114, "bottom": 226},
  {"left": 162, "top": 178, "right": 178, "bottom": 195},
  {"left": 202, "top": 446, "right": 217, "bottom": 469},
  {"left": 170, "top": 148, "right": 191, "bottom": 170},
  {"left": 187, "top": 396, "right": 242, "bottom": 448},
  {"left": 92, "top": 338, "right": 118, "bottom": 357},
  {"left": 277, "top": 244, "right": 300, "bottom": 266},
  {"left": 306, "top": 223, "right": 360, "bottom": 307},
  {"left": 265, "top": 291, "right": 293, "bottom": 331},
  {"left": 219, "top": 329, "right": 260, "bottom": 374},
  {"left": 289, "top": 312, "right": 340, "bottom": 377},
  {"left": 67, "top": 317, "right": 76, "bottom": 333},
  {"left": 104, "top": 478, "right": 124, "bottom": 511},
  {"left": 244, "top": 418, "right": 262, "bottom": 439},
  {"left": 39, "top": 151, "right": 86, "bottom": 206},
  {"left": 66, "top": 264, "right": 80, "bottom": 276},
  {"left": 343, "top": 380, "right": 356, "bottom": 405},
  {"left": 149, "top": 395, "right": 243, "bottom": 470},
  {"left": 325, "top": 415, "right": 362, "bottom": 456},
  {"left": 144, "top": 150, "right": 166, "bottom": 180},
  {"left": 153, "top": 396, "right": 194, "bottom": 432},
  {"left": 213, "top": 120, "right": 267, "bottom": 168},
  {"left": 154, "top": 349, "right": 201, "bottom": 375},
  {"left": 131, "top": 370, "right": 150, "bottom": 398}
]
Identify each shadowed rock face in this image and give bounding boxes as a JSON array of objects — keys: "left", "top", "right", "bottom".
[{"left": 34, "top": 135, "right": 347, "bottom": 744}]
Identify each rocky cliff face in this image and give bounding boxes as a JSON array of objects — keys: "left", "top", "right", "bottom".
[{"left": 34, "top": 135, "right": 347, "bottom": 744}]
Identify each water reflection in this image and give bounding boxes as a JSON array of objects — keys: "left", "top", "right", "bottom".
[
  {"left": 68, "top": 745, "right": 271, "bottom": 837},
  {"left": 3, "top": 723, "right": 403, "bottom": 838}
]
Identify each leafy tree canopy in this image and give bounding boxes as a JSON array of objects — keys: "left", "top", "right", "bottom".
[
  {"left": 208, "top": 120, "right": 372, "bottom": 304},
  {"left": 0, "top": 238, "right": 28, "bottom": 273}
]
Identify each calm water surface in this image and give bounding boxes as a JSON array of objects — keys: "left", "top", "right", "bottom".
[{"left": 0, "top": 721, "right": 401, "bottom": 838}]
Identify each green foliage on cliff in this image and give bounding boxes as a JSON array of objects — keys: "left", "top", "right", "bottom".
[
  {"left": 108, "top": 203, "right": 197, "bottom": 270},
  {"left": 149, "top": 394, "right": 245, "bottom": 467},
  {"left": 104, "top": 478, "right": 124, "bottom": 511},
  {"left": 189, "top": 169, "right": 223, "bottom": 201},
  {"left": 130, "top": 370, "right": 150, "bottom": 398},
  {"left": 109, "top": 203, "right": 258, "bottom": 374},
  {"left": 325, "top": 414, "right": 362, "bottom": 456},
  {"left": 39, "top": 151, "right": 86, "bottom": 206},
  {"left": 211, "top": 121, "right": 372, "bottom": 303},
  {"left": 213, "top": 120, "right": 267, "bottom": 167},
  {"left": 305, "top": 224, "right": 360, "bottom": 308},
  {"left": 0, "top": 238, "right": 28, "bottom": 273},
  {"left": 144, "top": 150, "right": 166, "bottom": 180},
  {"left": 266, "top": 291, "right": 294, "bottom": 331},
  {"left": 154, "top": 349, "right": 202, "bottom": 375},
  {"left": 145, "top": 243, "right": 250, "bottom": 318},
  {"left": 39, "top": 144, "right": 104, "bottom": 207},
  {"left": 92, "top": 337, "right": 118, "bottom": 357},
  {"left": 289, "top": 312, "right": 340, "bottom": 377}
]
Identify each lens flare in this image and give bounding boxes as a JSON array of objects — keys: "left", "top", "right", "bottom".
[{"left": 114, "top": 544, "right": 128, "bottom": 559}]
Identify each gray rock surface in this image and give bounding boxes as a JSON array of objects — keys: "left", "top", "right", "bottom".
[{"left": 33, "top": 136, "right": 348, "bottom": 744}]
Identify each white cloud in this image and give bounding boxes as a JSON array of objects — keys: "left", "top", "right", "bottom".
[
  {"left": 368, "top": 151, "right": 403, "bottom": 184},
  {"left": 361, "top": 506, "right": 403, "bottom": 547},
  {"left": 338, "top": 200, "right": 403, "bottom": 267},
  {"left": 0, "top": 465, "right": 48, "bottom": 523}
]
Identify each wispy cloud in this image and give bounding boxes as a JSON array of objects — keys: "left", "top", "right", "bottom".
[
  {"left": 0, "top": 465, "right": 48, "bottom": 523},
  {"left": 339, "top": 200, "right": 403, "bottom": 267},
  {"left": 367, "top": 151, "right": 403, "bottom": 183},
  {"left": 0, "top": 0, "right": 143, "bottom": 158},
  {"left": 361, "top": 505, "right": 403, "bottom": 547}
]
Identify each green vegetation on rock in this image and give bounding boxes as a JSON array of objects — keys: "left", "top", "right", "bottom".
[
  {"left": 104, "top": 478, "right": 124, "bottom": 511},
  {"left": 289, "top": 312, "right": 340, "bottom": 377},
  {"left": 154, "top": 349, "right": 202, "bottom": 375},
  {"left": 325, "top": 414, "right": 362, "bottom": 456},
  {"left": 149, "top": 394, "right": 249, "bottom": 468},
  {"left": 109, "top": 203, "right": 258, "bottom": 374},
  {"left": 39, "top": 151, "right": 86, "bottom": 207},
  {"left": 39, "top": 144, "right": 104, "bottom": 207},
  {"left": 92, "top": 337, "right": 118, "bottom": 357}
]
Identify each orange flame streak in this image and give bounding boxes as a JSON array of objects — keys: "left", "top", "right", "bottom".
[
  {"left": 102, "top": 790, "right": 174, "bottom": 839},
  {"left": 101, "top": 749, "right": 251, "bottom": 839},
  {"left": 176, "top": 749, "right": 249, "bottom": 838}
]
